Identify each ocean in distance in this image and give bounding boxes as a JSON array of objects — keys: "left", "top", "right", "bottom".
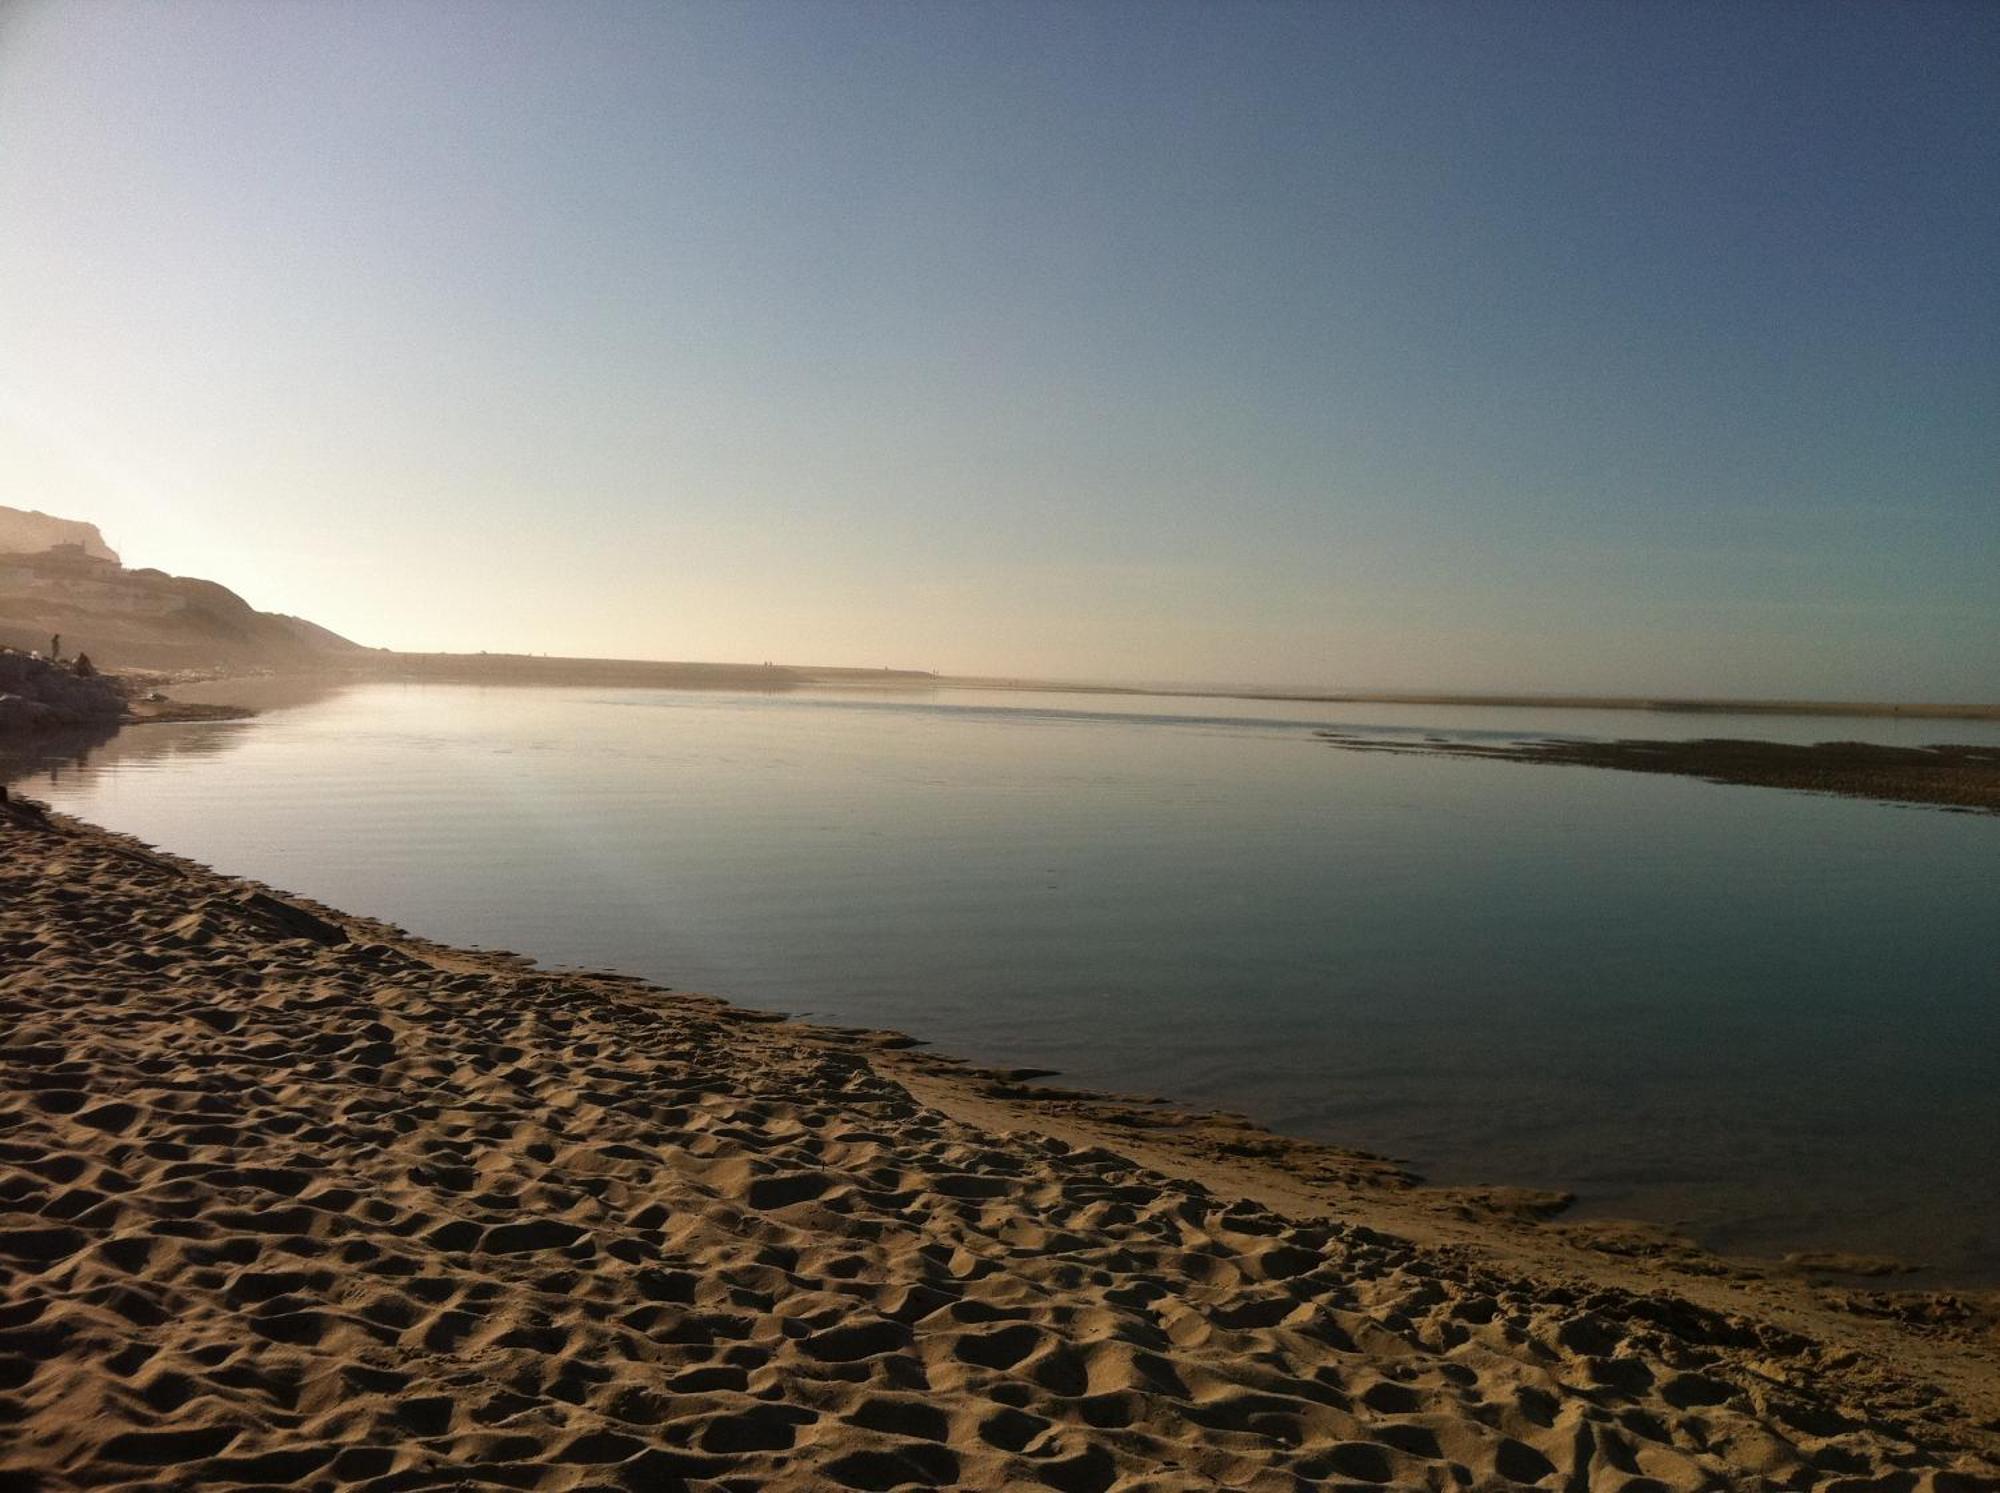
[{"left": 12, "top": 681, "right": 1999, "bottom": 1282}]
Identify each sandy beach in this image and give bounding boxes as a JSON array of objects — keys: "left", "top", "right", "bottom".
[{"left": 3, "top": 797, "right": 1997, "bottom": 1491}]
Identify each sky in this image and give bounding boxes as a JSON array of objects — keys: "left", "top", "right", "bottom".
[{"left": 1, "top": 1, "right": 1995, "bottom": 697}]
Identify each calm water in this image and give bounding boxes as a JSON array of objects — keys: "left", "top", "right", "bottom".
[{"left": 11, "top": 682, "right": 1999, "bottom": 1281}]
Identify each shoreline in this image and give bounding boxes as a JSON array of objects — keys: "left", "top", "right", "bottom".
[
  {"left": 6, "top": 755, "right": 1986, "bottom": 1287},
  {"left": 937, "top": 676, "right": 2000, "bottom": 722},
  {"left": 7, "top": 682, "right": 1996, "bottom": 1276},
  {"left": 4, "top": 797, "right": 1996, "bottom": 1488},
  {"left": 1318, "top": 732, "right": 2000, "bottom": 815},
  {"left": 55, "top": 649, "right": 2000, "bottom": 722}
]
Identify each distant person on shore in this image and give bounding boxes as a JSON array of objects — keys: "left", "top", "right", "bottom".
[{"left": 49, "top": 633, "right": 61, "bottom": 661}]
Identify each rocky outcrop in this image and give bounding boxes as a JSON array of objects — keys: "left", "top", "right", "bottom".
[
  {"left": 0, "top": 505, "right": 118, "bottom": 563},
  {"left": 0, "top": 649, "right": 125, "bottom": 735}
]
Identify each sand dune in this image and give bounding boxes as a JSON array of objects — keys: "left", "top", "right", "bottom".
[{"left": 2, "top": 802, "right": 1996, "bottom": 1490}]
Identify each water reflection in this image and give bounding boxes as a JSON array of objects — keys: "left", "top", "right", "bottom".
[
  {"left": 1, "top": 719, "right": 127, "bottom": 789},
  {"left": 16, "top": 680, "right": 2000, "bottom": 1284},
  {"left": 2, "top": 716, "right": 254, "bottom": 791},
  {"left": 2, "top": 672, "right": 354, "bottom": 790}
]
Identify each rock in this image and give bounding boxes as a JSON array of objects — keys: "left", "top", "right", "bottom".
[
  {"left": 0, "top": 652, "right": 124, "bottom": 734},
  {"left": 237, "top": 890, "right": 349, "bottom": 946},
  {"left": 0, "top": 505, "right": 118, "bottom": 562},
  {"left": 0, "top": 693, "right": 58, "bottom": 731}
]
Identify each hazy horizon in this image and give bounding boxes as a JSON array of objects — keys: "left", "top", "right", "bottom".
[{"left": 3, "top": 2, "right": 1996, "bottom": 698}]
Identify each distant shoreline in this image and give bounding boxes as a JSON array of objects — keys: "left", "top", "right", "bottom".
[
  {"left": 936, "top": 675, "right": 2000, "bottom": 721},
  {"left": 340, "top": 651, "right": 941, "bottom": 691},
  {"left": 1319, "top": 732, "right": 2000, "bottom": 814},
  {"left": 137, "top": 649, "right": 2000, "bottom": 722}
]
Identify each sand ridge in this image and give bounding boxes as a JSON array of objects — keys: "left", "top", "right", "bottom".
[
  {"left": 2, "top": 802, "right": 1996, "bottom": 1490},
  {"left": 1316, "top": 734, "right": 2000, "bottom": 816}
]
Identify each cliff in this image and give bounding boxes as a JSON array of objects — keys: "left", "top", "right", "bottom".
[
  {"left": 0, "top": 505, "right": 119, "bottom": 563},
  {"left": 0, "top": 505, "right": 361, "bottom": 669}
]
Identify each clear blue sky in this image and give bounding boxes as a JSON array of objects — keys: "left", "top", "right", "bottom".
[{"left": 2, "top": 1, "right": 1994, "bottom": 696}]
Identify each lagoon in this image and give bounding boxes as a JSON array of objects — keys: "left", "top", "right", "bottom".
[{"left": 13, "top": 681, "right": 1999, "bottom": 1281}]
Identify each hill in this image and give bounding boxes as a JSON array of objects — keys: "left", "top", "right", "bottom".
[
  {"left": 0, "top": 505, "right": 940, "bottom": 687},
  {"left": 0, "top": 505, "right": 362, "bottom": 669}
]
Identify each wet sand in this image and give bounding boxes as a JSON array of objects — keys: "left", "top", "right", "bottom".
[
  {"left": 3, "top": 798, "right": 1996, "bottom": 1490},
  {"left": 1317, "top": 734, "right": 2000, "bottom": 815}
]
